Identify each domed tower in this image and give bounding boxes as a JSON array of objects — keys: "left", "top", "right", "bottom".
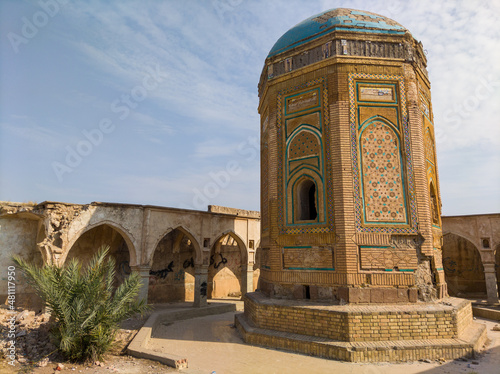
[
  {"left": 236, "top": 9, "right": 486, "bottom": 362},
  {"left": 257, "top": 8, "right": 444, "bottom": 303}
]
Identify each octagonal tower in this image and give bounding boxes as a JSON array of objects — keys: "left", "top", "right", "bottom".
[
  {"left": 258, "top": 8, "right": 445, "bottom": 303},
  {"left": 236, "top": 9, "right": 486, "bottom": 362}
]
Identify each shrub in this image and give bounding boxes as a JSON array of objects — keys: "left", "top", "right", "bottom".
[{"left": 13, "top": 246, "right": 149, "bottom": 362}]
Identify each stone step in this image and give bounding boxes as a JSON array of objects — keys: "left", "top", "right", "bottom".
[
  {"left": 473, "top": 306, "right": 500, "bottom": 321},
  {"left": 235, "top": 312, "right": 487, "bottom": 363}
]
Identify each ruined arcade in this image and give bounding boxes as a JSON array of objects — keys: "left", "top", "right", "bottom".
[
  {"left": 235, "top": 8, "right": 487, "bottom": 362},
  {"left": 0, "top": 201, "right": 260, "bottom": 310}
]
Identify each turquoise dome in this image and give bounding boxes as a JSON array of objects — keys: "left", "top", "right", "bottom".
[{"left": 268, "top": 8, "right": 406, "bottom": 57}]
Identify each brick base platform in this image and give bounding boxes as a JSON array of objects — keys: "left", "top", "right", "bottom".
[{"left": 235, "top": 292, "right": 487, "bottom": 362}]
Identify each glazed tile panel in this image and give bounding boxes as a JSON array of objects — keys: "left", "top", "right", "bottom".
[
  {"left": 360, "top": 120, "right": 406, "bottom": 223},
  {"left": 349, "top": 73, "right": 418, "bottom": 233}
]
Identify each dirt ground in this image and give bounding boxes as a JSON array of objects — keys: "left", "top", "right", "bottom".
[
  {"left": 0, "top": 355, "right": 175, "bottom": 374},
  {"left": 0, "top": 306, "right": 174, "bottom": 374}
]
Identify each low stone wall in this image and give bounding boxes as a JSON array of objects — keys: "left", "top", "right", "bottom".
[
  {"left": 237, "top": 292, "right": 487, "bottom": 362},
  {"left": 244, "top": 292, "right": 471, "bottom": 342},
  {"left": 472, "top": 306, "right": 500, "bottom": 321},
  {"left": 456, "top": 300, "right": 473, "bottom": 336},
  {"left": 236, "top": 312, "right": 485, "bottom": 362},
  {"left": 245, "top": 292, "right": 347, "bottom": 340}
]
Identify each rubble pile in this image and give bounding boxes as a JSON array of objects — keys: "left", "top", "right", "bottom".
[
  {"left": 0, "top": 306, "right": 140, "bottom": 368},
  {"left": 0, "top": 306, "right": 58, "bottom": 365}
]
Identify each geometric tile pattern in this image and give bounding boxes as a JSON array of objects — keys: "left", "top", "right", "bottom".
[
  {"left": 360, "top": 121, "right": 406, "bottom": 222},
  {"left": 289, "top": 131, "right": 321, "bottom": 159},
  {"left": 349, "top": 73, "right": 418, "bottom": 234}
]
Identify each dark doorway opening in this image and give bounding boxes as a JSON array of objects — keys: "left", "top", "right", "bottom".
[{"left": 299, "top": 179, "right": 317, "bottom": 221}]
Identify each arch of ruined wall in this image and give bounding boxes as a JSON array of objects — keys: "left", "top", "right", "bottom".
[
  {"left": 63, "top": 219, "right": 139, "bottom": 266},
  {"left": 147, "top": 225, "right": 203, "bottom": 266},
  {"left": 442, "top": 214, "right": 500, "bottom": 304},
  {"left": 442, "top": 232, "right": 486, "bottom": 296},
  {"left": 0, "top": 201, "right": 260, "bottom": 307},
  {"left": 208, "top": 230, "right": 250, "bottom": 298}
]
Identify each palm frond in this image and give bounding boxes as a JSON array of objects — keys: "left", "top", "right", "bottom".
[{"left": 13, "top": 245, "right": 150, "bottom": 362}]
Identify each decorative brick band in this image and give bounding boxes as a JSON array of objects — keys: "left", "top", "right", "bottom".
[{"left": 259, "top": 269, "right": 415, "bottom": 289}]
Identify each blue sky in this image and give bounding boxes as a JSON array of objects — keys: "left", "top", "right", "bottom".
[{"left": 1, "top": 0, "right": 499, "bottom": 215}]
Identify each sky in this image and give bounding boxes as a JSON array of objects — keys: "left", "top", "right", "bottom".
[{"left": 0, "top": 0, "right": 499, "bottom": 215}]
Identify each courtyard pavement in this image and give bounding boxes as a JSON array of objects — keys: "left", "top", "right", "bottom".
[{"left": 146, "top": 306, "right": 500, "bottom": 374}]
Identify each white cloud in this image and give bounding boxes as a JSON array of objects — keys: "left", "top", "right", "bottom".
[
  {"left": 131, "top": 112, "right": 174, "bottom": 140},
  {"left": 0, "top": 116, "right": 71, "bottom": 149},
  {"left": 1, "top": 0, "right": 498, "bottom": 214},
  {"left": 191, "top": 138, "right": 241, "bottom": 160}
]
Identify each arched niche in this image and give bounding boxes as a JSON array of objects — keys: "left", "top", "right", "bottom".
[
  {"left": 65, "top": 223, "right": 131, "bottom": 286},
  {"left": 297, "top": 178, "right": 318, "bottom": 221},
  {"left": 442, "top": 233, "right": 486, "bottom": 297},
  {"left": 429, "top": 181, "right": 440, "bottom": 226},
  {"left": 148, "top": 228, "right": 196, "bottom": 303},
  {"left": 287, "top": 170, "right": 325, "bottom": 225},
  {"left": 149, "top": 226, "right": 202, "bottom": 266},
  {"left": 208, "top": 232, "right": 246, "bottom": 299},
  {"left": 63, "top": 220, "right": 137, "bottom": 267}
]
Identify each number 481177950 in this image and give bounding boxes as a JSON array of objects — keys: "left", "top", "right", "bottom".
[{"left": 7, "top": 266, "right": 15, "bottom": 310}]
